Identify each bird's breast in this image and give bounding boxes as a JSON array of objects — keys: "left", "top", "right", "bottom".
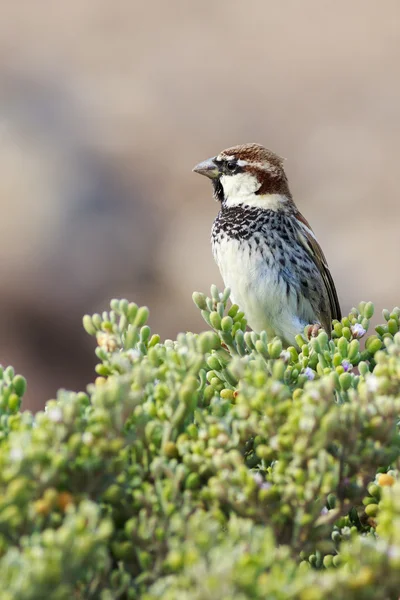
[{"left": 212, "top": 230, "right": 285, "bottom": 335}]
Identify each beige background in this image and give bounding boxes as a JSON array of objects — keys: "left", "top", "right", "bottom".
[{"left": 0, "top": 1, "right": 399, "bottom": 410}]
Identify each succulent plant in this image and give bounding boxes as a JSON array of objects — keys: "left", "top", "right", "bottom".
[{"left": 0, "top": 287, "right": 399, "bottom": 599}]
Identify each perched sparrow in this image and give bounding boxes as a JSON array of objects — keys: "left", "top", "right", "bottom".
[{"left": 193, "top": 143, "right": 341, "bottom": 346}]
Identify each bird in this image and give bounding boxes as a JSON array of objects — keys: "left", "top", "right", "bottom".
[{"left": 192, "top": 143, "right": 341, "bottom": 347}]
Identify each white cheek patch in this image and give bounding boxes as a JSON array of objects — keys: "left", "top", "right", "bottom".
[
  {"left": 220, "top": 172, "right": 261, "bottom": 199},
  {"left": 224, "top": 194, "right": 287, "bottom": 210}
]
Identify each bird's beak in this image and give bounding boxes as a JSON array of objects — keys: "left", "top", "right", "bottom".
[{"left": 192, "top": 157, "right": 219, "bottom": 179}]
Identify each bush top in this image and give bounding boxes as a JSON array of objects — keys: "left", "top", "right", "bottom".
[{"left": 0, "top": 288, "right": 399, "bottom": 599}]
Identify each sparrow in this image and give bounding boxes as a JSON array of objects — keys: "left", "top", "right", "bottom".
[{"left": 192, "top": 143, "right": 341, "bottom": 347}]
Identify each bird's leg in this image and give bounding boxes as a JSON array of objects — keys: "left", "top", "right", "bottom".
[{"left": 307, "top": 323, "right": 322, "bottom": 339}]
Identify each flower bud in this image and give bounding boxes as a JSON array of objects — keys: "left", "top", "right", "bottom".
[
  {"left": 337, "top": 337, "right": 348, "bottom": 357},
  {"left": 364, "top": 301, "right": 374, "bottom": 319},
  {"left": 221, "top": 316, "right": 233, "bottom": 332},
  {"left": 198, "top": 332, "right": 220, "bottom": 353},
  {"left": 365, "top": 336, "right": 383, "bottom": 354},
  {"left": 209, "top": 311, "right": 222, "bottom": 330},
  {"left": 365, "top": 503, "right": 379, "bottom": 517},
  {"left": 192, "top": 291, "right": 208, "bottom": 310},
  {"left": 134, "top": 307, "right": 149, "bottom": 327},
  {"left": 82, "top": 315, "right": 97, "bottom": 335},
  {"left": 12, "top": 375, "right": 27, "bottom": 397},
  {"left": 268, "top": 338, "right": 283, "bottom": 359},
  {"left": 339, "top": 372, "right": 352, "bottom": 391},
  {"left": 387, "top": 318, "right": 399, "bottom": 335}
]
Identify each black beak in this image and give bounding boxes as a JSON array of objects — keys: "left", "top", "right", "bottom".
[{"left": 192, "top": 157, "right": 220, "bottom": 179}]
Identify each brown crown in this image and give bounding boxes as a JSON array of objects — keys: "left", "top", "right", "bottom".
[
  {"left": 220, "top": 143, "right": 291, "bottom": 198},
  {"left": 219, "top": 143, "right": 284, "bottom": 168}
]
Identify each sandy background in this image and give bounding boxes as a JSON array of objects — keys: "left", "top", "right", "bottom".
[{"left": 0, "top": 1, "right": 399, "bottom": 410}]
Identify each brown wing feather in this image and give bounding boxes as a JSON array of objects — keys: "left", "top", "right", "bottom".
[{"left": 295, "top": 212, "right": 342, "bottom": 324}]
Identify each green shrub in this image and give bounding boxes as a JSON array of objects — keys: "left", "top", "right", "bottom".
[{"left": 0, "top": 287, "right": 399, "bottom": 599}]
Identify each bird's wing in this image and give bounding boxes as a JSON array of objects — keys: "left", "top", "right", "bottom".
[{"left": 294, "top": 211, "right": 342, "bottom": 324}]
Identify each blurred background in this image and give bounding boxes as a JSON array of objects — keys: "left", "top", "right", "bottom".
[{"left": 0, "top": 1, "right": 399, "bottom": 411}]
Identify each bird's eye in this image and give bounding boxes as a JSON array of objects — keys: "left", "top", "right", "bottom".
[{"left": 227, "top": 161, "right": 236, "bottom": 171}]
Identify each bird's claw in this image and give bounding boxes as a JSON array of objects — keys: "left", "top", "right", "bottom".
[{"left": 307, "top": 323, "right": 322, "bottom": 339}]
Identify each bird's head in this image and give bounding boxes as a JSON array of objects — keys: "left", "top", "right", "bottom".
[{"left": 193, "top": 143, "right": 293, "bottom": 210}]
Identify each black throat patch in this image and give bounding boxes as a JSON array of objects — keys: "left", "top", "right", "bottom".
[{"left": 212, "top": 178, "right": 224, "bottom": 203}]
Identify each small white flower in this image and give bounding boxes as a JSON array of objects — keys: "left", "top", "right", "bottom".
[
  {"left": 388, "top": 545, "right": 400, "bottom": 560},
  {"left": 252, "top": 471, "right": 272, "bottom": 490},
  {"left": 126, "top": 349, "right": 140, "bottom": 361},
  {"left": 82, "top": 432, "right": 94, "bottom": 445},
  {"left": 303, "top": 367, "right": 315, "bottom": 380},
  {"left": 351, "top": 323, "right": 366, "bottom": 338},
  {"left": 271, "top": 382, "right": 283, "bottom": 395},
  {"left": 300, "top": 416, "right": 316, "bottom": 432},
  {"left": 97, "top": 332, "right": 118, "bottom": 352},
  {"left": 260, "top": 481, "right": 272, "bottom": 491},
  {"left": 341, "top": 359, "right": 352, "bottom": 372},
  {"left": 252, "top": 472, "right": 263, "bottom": 486},
  {"left": 366, "top": 375, "right": 379, "bottom": 392},
  {"left": 341, "top": 526, "right": 352, "bottom": 539},
  {"left": 10, "top": 447, "right": 24, "bottom": 462},
  {"left": 48, "top": 407, "right": 63, "bottom": 423},
  {"left": 270, "top": 436, "right": 279, "bottom": 450}
]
